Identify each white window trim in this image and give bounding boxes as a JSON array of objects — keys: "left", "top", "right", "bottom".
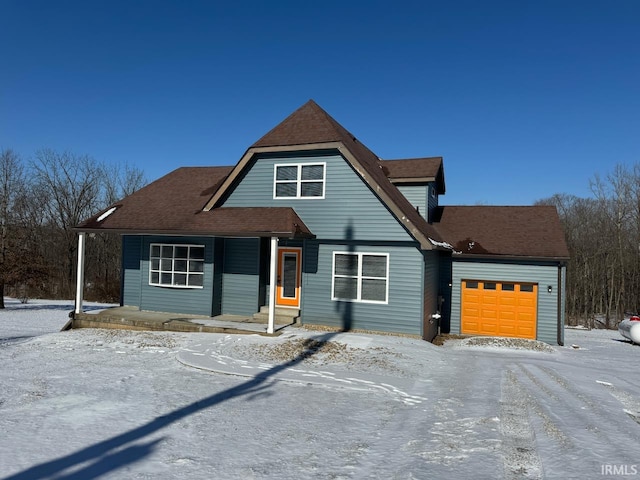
[
  {"left": 273, "top": 162, "right": 326, "bottom": 199},
  {"left": 331, "top": 251, "right": 389, "bottom": 304},
  {"left": 149, "top": 243, "right": 205, "bottom": 289}
]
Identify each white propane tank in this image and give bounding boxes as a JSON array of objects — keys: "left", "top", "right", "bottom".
[{"left": 618, "top": 316, "right": 640, "bottom": 344}]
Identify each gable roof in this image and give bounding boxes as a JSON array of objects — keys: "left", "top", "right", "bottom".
[
  {"left": 380, "top": 157, "right": 446, "bottom": 194},
  {"left": 203, "top": 100, "right": 444, "bottom": 249},
  {"left": 434, "top": 205, "right": 570, "bottom": 260},
  {"left": 75, "top": 166, "right": 313, "bottom": 238}
]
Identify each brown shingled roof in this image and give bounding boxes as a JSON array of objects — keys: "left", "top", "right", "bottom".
[
  {"left": 205, "top": 100, "right": 444, "bottom": 248},
  {"left": 434, "top": 205, "right": 570, "bottom": 259},
  {"left": 381, "top": 157, "right": 446, "bottom": 194},
  {"left": 76, "top": 166, "right": 313, "bottom": 238}
]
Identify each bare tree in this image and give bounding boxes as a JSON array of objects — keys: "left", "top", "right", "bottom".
[
  {"left": 539, "top": 162, "right": 640, "bottom": 328},
  {"left": 85, "top": 162, "right": 147, "bottom": 301},
  {"left": 0, "top": 149, "right": 26, "bottom": 307},
  {"left": 31, "top": 149, "right": 104, "bottom": 298}
]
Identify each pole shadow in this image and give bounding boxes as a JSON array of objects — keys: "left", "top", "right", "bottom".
[{"left": 5, "top": 331, "right": 340, "bottom": 480}]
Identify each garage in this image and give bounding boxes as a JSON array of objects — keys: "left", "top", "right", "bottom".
[{"left": 461, "top": 280, "right": 538, "bottom": 339}]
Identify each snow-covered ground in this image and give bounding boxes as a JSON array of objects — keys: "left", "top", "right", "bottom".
[{"left": 1, "top": 298, "right": 639, "bottom": 479}]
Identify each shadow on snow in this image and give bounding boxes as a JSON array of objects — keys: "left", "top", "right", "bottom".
[{"left": 5, "top": 331, "right": 340, "bottom": 480}]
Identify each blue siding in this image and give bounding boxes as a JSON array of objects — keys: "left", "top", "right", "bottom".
[
  {"left": 121, "top": 235, "right": 142, "bottom": 307},
  {"left": 301, "top": 240, "right": 424, "bottom": 335},
  {"left": 138, "top": 236, "right": 215, "bottom": 316},
  {"left": 221, "top": 153, "right": 414, "bottom": 242},
  {"left": 450, "top": 259, "right": 564, "bottom": 344},
  {"left": 427, "top": 182, "right": 439, "bottom": 223},
  {"left": 221, "top": 238, "right": 260, "bottom": 315},
  {"left": 397, "top": 185, "right": 427, "bottom": 220},
  {"left": 422, "top": 251, "right": 440, "bottom": 340}
]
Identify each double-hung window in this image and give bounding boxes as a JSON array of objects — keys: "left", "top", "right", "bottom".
[
  {"left": 274, "top": 163, "right": 325, "bottom": 199},
  {"left": 332, "top": 252, "right": 389, "bottom": 303},
  {"left": 149, "top": 244, "right": 205, "bottom": 288}
]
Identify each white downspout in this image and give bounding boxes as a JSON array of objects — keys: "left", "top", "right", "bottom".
[
  {"left": 267, "top": 236, "right": 278, "bottom": 334},
  {"left": 75, "top": 232, "right": 86, "bottom": 315}
]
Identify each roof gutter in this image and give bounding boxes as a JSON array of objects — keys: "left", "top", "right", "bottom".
[
  {"left": 451, "top": 253, "right": 570, "bottom": 263},
  {"left": 72, "top": 227, "right": 316, "bottom": 239}
]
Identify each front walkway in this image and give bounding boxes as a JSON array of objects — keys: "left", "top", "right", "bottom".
[{"left": 70, "top": 306, "right": 290, "bottom": 336}]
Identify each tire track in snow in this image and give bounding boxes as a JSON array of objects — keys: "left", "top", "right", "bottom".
[
  {"left": 512, "top": 362, "right": 640, "bottom": 475},
  {"left": 596, "top": 380, "right": 640, "bottom": 425},
  {"left": 500, "top": 370, "right": 543, "bottom": 480}
]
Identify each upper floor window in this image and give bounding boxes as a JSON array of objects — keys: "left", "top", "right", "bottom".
[
  {"left": 274, "top": 163, "right": 325, "bottom": 199},
  {"left": 149, "top": 243, "right": 205, "bottom": 288}
]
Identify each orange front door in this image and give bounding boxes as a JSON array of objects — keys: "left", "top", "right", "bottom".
[{"left": 276, "top": 248, "right": 301, "bottom": 307}]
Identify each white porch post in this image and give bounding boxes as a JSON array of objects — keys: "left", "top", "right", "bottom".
[
  {"left": 267, "top": 236, "right": 278, "bottom": 334},
  {"left": 74, "top": 232, "right": 86, "bottom": 315}
]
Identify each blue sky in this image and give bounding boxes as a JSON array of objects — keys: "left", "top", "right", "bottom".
[{"left": 1, "top": 0, "right": 638, "bottom": 205}]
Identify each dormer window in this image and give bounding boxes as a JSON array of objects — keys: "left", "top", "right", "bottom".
[{"left": 274, "top": 163, "right": 325, "bottom": 199}]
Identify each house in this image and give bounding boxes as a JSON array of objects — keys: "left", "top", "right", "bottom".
[{"left": 74, "top": 100, "right": 569, "bottom": 344}]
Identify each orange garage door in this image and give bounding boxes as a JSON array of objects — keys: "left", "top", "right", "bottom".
[{"left": 461, "top": 280, "right": 537, "bottom": 339}]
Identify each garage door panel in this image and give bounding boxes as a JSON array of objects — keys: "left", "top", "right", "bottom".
[{"left": 462, "top": 280, "right": 537, "bottom": 340}]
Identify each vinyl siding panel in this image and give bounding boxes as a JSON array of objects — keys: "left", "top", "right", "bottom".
[
  {"left": 139, "top": 236, "right": 215, "bottom": 316},
  {"left": 427, "top": 183, "right": 439, "bottom": 223},
  {"left": 422, "top": 251, "right": 440, "bottom": 341},
  {"left": 450, "top": 259, "right": 563, "bottom": 344},
  {"left": 439, "top": 254, "right": 453, "bottom": 333},
  {"left": 397, "top": 185, "right": 427, "bottom": 220},
  {"left": 222, "top": 153, "right": 414, "bottom": 242},
  {"left": 301, "top": 240, "right": 424, "bottom": 335},
  {"left": 221, "top": 238, "right": 260, "bottom": 316},
  {"left": 121, "top": 235, "right": 142, "bottom": 306}
]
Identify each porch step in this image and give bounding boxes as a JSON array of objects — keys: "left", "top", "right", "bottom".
[{"left": 252, "top": 306, "right": 300, "bottom": 325}]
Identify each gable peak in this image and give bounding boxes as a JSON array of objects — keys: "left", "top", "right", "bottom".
[{"left": 251, "top": 99, "right": 358, "bottom": 148}]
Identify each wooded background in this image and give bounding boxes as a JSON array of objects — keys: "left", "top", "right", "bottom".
[
  {"left": 0, "top": 148, "right": 145, "bottom": 308},
  {"left": 1, "top": 148, "right": 636, "bottom": 328},
  {"left": 538, "top": 164, "right": 640, "bottom": 328}
]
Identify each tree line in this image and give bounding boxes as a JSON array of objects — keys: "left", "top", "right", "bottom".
[
  {"left": 538, "top": 163, "right": 640, "bottom": 328},
  {"left": 0, "top": 148, "right": 145, "bottom": 308}
]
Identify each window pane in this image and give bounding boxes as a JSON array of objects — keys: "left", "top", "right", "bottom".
[
  {"left": 161, "top": 273, "right": 172, "bottom": 285},
  {"left": 335, "top": 254, "right": 358, "bottom": 276},
  {"left": 174, "top": 246, "right": 188, "bottom": 259},
  {"left": 189, "top": 260, "right": 204, "bottom": 273},
  {"left": 334, "top": 277, "right": 357, "bottom": 300},
  {"left": 188, "top": 274, "right": 203, "bottom": 287},
  {"left": 161, "top": 259, "right": 173, "bottom": 271},
  {"left": 174, "top": 273, "right": 187, "bottom": 286},
  {"left": 150, "top": 272, "right": 159, "bottom": 284},
  {"left": 276, "top": 182, "right": 297, "bottom": 197},
  {"left": 362, "top": 279, "right": 386, "bottom": 302},
  {"left": 151, "top": 245, "right": 160, "bottom": 257},
  {"left": 276, "top": 166, "right": 297, "bottom": 181},
  {"left": 189, "top": 247, "right": 205, "bottom": 260},
  {"left": 161, "top": 246, "right": 173, "bottom": 258},
  {"left": 362, "top": 255, "right": 386, "bottom": 277},
  {"left": 151, "top": 259, "right": 160, "bottom": 271},
  {"left": 502, "top": 283, "right": 515, "bottom": 291},
  {"left": 301, "top": 164, "right": 323, "bottom": 180},
  {"left": 466, "top": 281, "right": 478, "bottom": 289},
  {"left": 484, "top": 282, "right": 496, "bottom": 290},
  {"left": 301, "top": 182, "right": 323, "bottom": 197},
  {"left": 520, "top": 284, "right": 534, "bottom": 292},
  {"left": 174, "top": 260, "right": 187, "bottom": 273},
  {"left": 282, "top": 255, "right": 297, "bottom": 298}
]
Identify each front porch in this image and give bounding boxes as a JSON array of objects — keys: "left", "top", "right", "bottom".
[{"left": 69, "top": 306, "right": 296, "bottom": 336}]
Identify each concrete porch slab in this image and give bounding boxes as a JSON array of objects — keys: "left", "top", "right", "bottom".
[{"left": 70, "top": 306, "right": 292, "bottom": 336}]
